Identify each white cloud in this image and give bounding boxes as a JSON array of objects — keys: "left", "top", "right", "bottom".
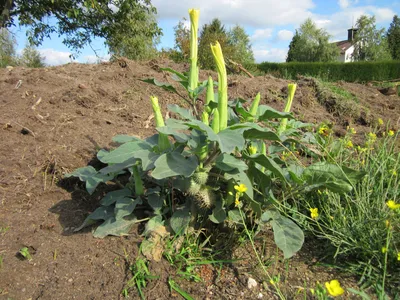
[
  {"left": 253, "top": 47, "right": 288, "bottom": 63},
  {"left": 38, "top": 49, "right": 74, "bottom": 66},
  {"left": 338, "top": 0, "right": 350, "bottom": 9},
  {"left": 82, "top": 54, "right": 111, "bottom": 64},
  {"left": 152, "top": 0, "right": 314, "bottom": 27},
  {"left": 251, "top": 28, "right": 273, "bottom": 41},
  {"left": 276, "top": 30, "right": 294, "bottom": 41}
]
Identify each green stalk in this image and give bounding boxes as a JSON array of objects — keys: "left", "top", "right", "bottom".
[
  {"left": 150, "top": 96, "right": 170, "bottom": 152},
  {"left": 278, "top": 83, "right": 297, "bottom": 135},
  {"left": 260, "top": 142, "right": 266, "bottom": 173},
  {"left": 248, "top": 92, "right": 261, "bottom": 119},
  {"left": 211, "top": 109, "right": 220, "bottom": 134},
  {"left": 211, "top": 42, "right": 228, "bottom": 131},
  {"left": 205, "top": 76, "right": 214, "bottom": 113},
  {"left": 132, "top": 163, "right": 144, "bottom": 196},
  {"left": 188, "top": 9, "right": 199, "bottom": 98},
  {"left": 199, "top": 111, "right": 209, "bottom": 163},
  {"left": 201, "top": 111, "right": 209, "bottom": 126},
  {"left": 225, "top": 179, "right": 235, "bottom": 206}
]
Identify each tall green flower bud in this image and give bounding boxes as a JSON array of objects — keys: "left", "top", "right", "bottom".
[
  {"left": 211, "top": 109, "right": 220, "bottom": 134},
  {"left": 210, "top": 42, "right": 228, "bottom": 131},
  {"left": 150, "top": 96, "right": 170, "bottom": 152},
  {"left": 278, "top": 83, "right": 297, "bottom": 135},
  {"left": 205, "top": 76, "right": 214, "bottom": 114},
  {"left": 249, "top": 92, "right": 261, "bottom": 118},
  {"left": 188, "top": 9, "right": 200, "bottom": 98}
]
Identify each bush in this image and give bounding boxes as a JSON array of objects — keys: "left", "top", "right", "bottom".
[{"left": 257, "top": 61, "right": 400, "bottom": 82}]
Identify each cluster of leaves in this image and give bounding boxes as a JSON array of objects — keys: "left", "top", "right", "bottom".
[
  {"left": 1, "top": 0, "right": 162, "bottom": 60},
  {"left": 171, "top": 18, "right": 254, "bottom": 69},
  {"left": 287, "top": 18, "right": 339, "bottom": 63}
]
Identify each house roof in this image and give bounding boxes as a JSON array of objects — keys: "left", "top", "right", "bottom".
[{"left": 335, "top": 40, "right": 353, "bottom": 54}]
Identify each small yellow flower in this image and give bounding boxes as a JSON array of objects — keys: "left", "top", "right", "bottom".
[
  {"left": 310, "top": 208, "right": 319, "bottom": 219},
  {"left": 397, "top": 252, "right": 400, "bottom": 261},
  {"left": 382, "top": 247, "right": 387, "bottom": 254},
  {"left": 378, "top": 118, "right": 384, "bottom": 125},
  {"left": 248, "top": 145, "right": 257, "bottom": 155},
  {"left": 325, "top": 280, "right": 344, "bottom": 297},
  {"left": 234, "top": 183, "right": 247, "bottom": 194},
  {"left": 388, "top": 130, "right": 395, "bottom": 137},
  {"left": 368, "top": 132, "right": 377, "bottom": 141},
  {"left": 385, "top": 220, "right": 390, "bottom": 228},
  {"left": 318, "top": 125, "right": 330, "bottom": 136},
  {"left": 345, "top": 140, "right": 353, "bottom": 148},
  {"left": 386, "top": 200, "right": 400, "bottom": 210},
  {"left": 392, "top": 169, "right": 397, "bottom": 176},
  {"left": 269, "top": 279, "right": 275, "bottom": 286},
  {"left": 349, "top": 127, "right": 356, "bottom": 134}
]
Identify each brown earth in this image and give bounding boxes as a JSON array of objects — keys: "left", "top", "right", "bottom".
[{"left": 0, "top": 59, "right": 399, "bottom": 300}]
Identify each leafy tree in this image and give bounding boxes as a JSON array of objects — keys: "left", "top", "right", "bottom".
[
  {"left": 228, "top": 25, "right": 254, "bottom": 65},
  {"left": 0, "top": 28, "right": 16, "bottom": 67},
  {"left": 387, "top": 15, "right": 400, "bottom": 60},
  {"left": 198, "top": 19, "right": 235, "bottom": 70},
  {"left": 286, "top": 30, "right": 300, "bottom": 62},
  {"left": 172, "top": 18, "right": 190, "bottom": 62},
  {"left": 0, "top": 0, "right": 162, "bottom": 56},
  {"left": 352, "top": 15, "right": 391, "bottom": 61},
  {"left": 286, "top": 18, "right": 339, "bottom": 62},
  {"left": 19, "top": 43, "right": 46, "bottom": 67},
  {"left": 107, "top": 12, "right": 160, "bottom": 60}
]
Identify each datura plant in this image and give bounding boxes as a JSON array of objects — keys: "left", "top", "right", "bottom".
[{"left": 66, "top": 8, "right": 364, "bottom": 260}]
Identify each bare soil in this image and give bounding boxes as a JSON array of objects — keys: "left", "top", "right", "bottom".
[{"left": 0, "top": 59, "right": 399, "bottom": 300}]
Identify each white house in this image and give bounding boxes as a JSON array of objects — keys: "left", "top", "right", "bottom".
[{"left": 335, "top": 28, "right": 358, "bottom": 63}]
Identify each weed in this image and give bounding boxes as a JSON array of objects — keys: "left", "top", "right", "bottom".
[
  {"left": 168, "top": 278, "right": 194, "bottom": 300},
  {"left": 18, "top": 247, "right": 32, "bottom": 261}
]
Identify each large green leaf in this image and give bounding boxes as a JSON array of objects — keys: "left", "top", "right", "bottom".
[
  {"left": 142, "top": 78, "right": 178, "bottom": 94},
  {"left": 157, "top": 126, "right": 189, "bottom": 143},
  {"left": 99, "top": 157, "right": 137, "bottom": 174},
  {"left": 261, "top": 211, "right": 304, "bottom": 259},
  {"left": 100, "top": 188, "right": 133, "bottom": 206},
  {"left": 243, "top": 153, "right": 287, "bottom": 184},
  {"left": 184, "top": 120, "right": 219, "bottom": 143},
  {"left": 215, "top": 154, "right": 248, "bottom": 172},
  {"left": 243, "top": 126, "right": 280, "bottom": 141},
  {"left": 147, "top": 192, "right": 164, "bottom": 214},
  {"left": 100, "top": 141, "right": 152, "bottom": 164},
  {"left": 151, "top": 152, "right": 198, "bottom": 179},
  {"left": 256, "top": 105, "right": 293, "bottom": 121},
  {"left": 64, "top": 166, "right": 113, "bottom": 194},
  {"left": 133, "top": 150, "right": 159, "bottom": 171},
  {"left": 218, "top": 129, "right": 246, "bottom": 153},
  {"left": 115, "top": 197, "right": 142, "bottom": 220},
  {"left": 168, "top": 104, "right": 194, "bottom": 120},
  {"left": 303, "top": 162, "right": 363, "bottom": 193},
  {"left": 93, "top": 215, "right": 140, "bottom": 238},
  {"left": 209, "top": 200, "right": 226, "bottom": 224},
  {"left": 112, "top": 135, "right": 141, "bottom": 144},
  {"left": 74, "top": 206, "right": 114, "bottom": 232},
  {"left": 170, "top": 208, "right": 191, "bottom": 235}
]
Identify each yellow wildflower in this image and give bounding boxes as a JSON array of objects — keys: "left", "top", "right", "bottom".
[
  {"left": 234, "top": 197, "right": 241, "bottom": 208},
  {"left": 382, "top": 247, "right": 387, "bottom": 254},
  {"left": 325, "top": 280, "right": 344, "bottom": 297},
  {"left": 310, "top": 208, "right": 319, "bottom": 219},
  {"left": 392, "top": 169, "right": 397, "bottom": 176},
  {"left": 378, "top": 118, "right": 384, "bottom": 125},
  {"left": 345, "top": 140, "right": 354, "bottom": 148},
  {"left": 318, "top": 125, "right": 330, "bottom": 136},
  {"left": 234, "top": 183, "right": 247, "bottom": 194},
  {"left": 397, "top": 252, "right": 400, "bottom": 261},
  {"left": 385, "top": 220, "right": 390, "bottom": 228},
  {"left": 386, "top": 200, "right": 400, "bottom": 210},
  {"left": 388, "top": 130, "right": 395, "bottom": 137},
  {"left": 368, "top": 132, "right": 377, "bottom": 141},
  {"left": 349, "top": 127, "right": 356, "bottom": 134}
]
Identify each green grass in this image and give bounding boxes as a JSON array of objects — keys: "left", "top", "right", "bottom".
[{"left": 278, "top": 126, "right": 400, "bottom": 297}]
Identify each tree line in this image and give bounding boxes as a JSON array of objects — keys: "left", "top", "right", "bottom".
[{"left": 287, "top": 15, "right": 400, "bottom": 63}]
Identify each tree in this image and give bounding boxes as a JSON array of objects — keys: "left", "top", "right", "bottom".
[
  {"left": 286, "top": 30, "right": 300, "bottom": 62},
  {"left": 387, "top": 15, "right": 400, "bottom": 60},
  {"left": 0, "top": 28, "right": 16, "bottom": 67},
  {"left": 286, "top": 18, "right": 339, "bottom": 62},
  {"left": 0, "top": 0, "right": 162, "bottom": 56},
  {"left": 228, "top": 25, "right": 254, "bottom": 65},
  {"left": 107, "top": 11, "right": 160, "bottom": 60},
  {"left": 352, "top": 15, "right": 391, "bottom": 61},
  {"left": 19, "top": 44, "right": 46, "bottom": 67},
  {"left": 172, "top": 18, "right": 190, "bottom": 62}
]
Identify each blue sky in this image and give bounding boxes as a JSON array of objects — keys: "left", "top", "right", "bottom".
[{"left": 11, "top": 0, "right": 400, "bottom": 65}]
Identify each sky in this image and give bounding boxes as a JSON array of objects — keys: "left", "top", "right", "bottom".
[{"left": 11, "top": 0, "right": 400, "bottom": 65}]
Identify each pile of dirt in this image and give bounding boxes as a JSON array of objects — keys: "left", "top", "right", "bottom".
[{"left": 0, "top": 58, "right": 399, "bottom": 299}]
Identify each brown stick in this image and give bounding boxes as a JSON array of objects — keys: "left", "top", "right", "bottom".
[{"left": 227, "top": 58, "right": 254, "bottom": 78}]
